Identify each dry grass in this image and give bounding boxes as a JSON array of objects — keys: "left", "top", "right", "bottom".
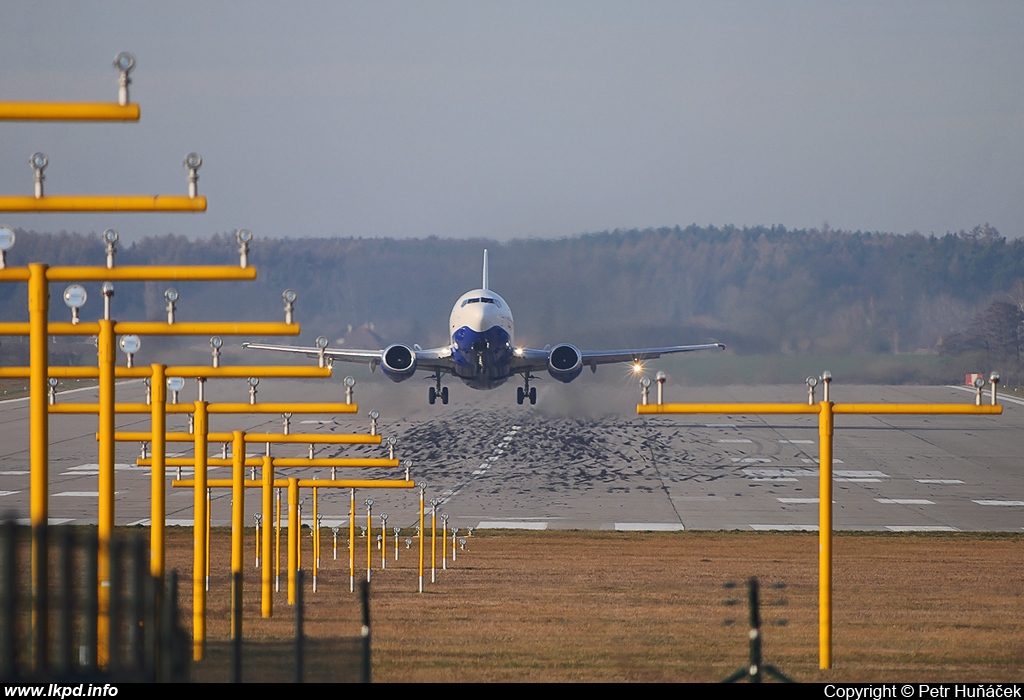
[{"left": 172, "top": 528, "right": 1024, "bottom": 682}]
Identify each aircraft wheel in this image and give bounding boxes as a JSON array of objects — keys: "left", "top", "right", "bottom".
[
  {"left": 516, "top": 387, "right": 524, "bottom": 405},
  {"left": 441, "top": 387, "right": 449, "bottom": 405},
  {"left": 428, "top": 387, "right": 437, "bottom": 405},
  {"left": 529, "top": 387, "right": 537, "bottom": 405}
]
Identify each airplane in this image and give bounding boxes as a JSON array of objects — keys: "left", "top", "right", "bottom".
[{"left": 242, "top": 250, "right": 725, "bottom": 405}]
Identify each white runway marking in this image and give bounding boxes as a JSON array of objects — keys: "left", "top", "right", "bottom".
[
  {"left": 947, "top": 385, "right": 1024, "bottom": 406},
  {"left": 54, "top": 491, "right": 110, "bottom": 497},
  {"left": 0, "top": 491, "right": 20, "bottom": 497},
  {"left": 917, "top": 479, "right": 963, "bottom": 484},
  {"left": 886, "top": 525, "right": 958, "bottom": 532},
  {"left": 748, "top": 477, "right": 798, "bottom": 482},
  {"left": 732, "top": 457, "right": 772, "bottom": 463},
  {"left": 973, "top": 500, "right": 1024, "bottom": 506},
  {"left": 777, "top": 498, "right": 823, "bottom": 504},
  {"left": 614, "top": 523, "right": 685, "bottom": 531},
  {"left": 477, "top": 521, "right": 548, "bottom": 530},
  {"left": 836, "top": 470, "right": 889, "bottom": 478},
  {"left": 779, "top": 439, "right": 813, "bottom": 444},
  {"left": 802, "top": 458, "right": 844, "bottom": 464},
  {"left": 0, "top": 471, "right": 28, "bottom": 476},
  {"left": 836, "top": 478, "right": 882, "bottom": 483},
  {"left": 743, "top": 468, "right": 815, "bottom": 478},
  {"left": 749, "top": 524, "right": 818, "bottom": 531},
  {"left": 706, "top": 423, "right": 736, "bottom": 428},
  {"left": 876, "top": 499, "right": 934, "bottom": 505},
  {"left": 300, "top": 420, "right": 332, "bottom": 424},
  {"left": 718, "top": 439, "right": 752, "bottom": 443}
]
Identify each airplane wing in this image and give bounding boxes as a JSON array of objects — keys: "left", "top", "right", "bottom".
[
  {"left": 512, "top": 342, "right": 726, "bottom": 374},
  {"left": 241, "top": 341, "right": 454, "bottom": 374}
]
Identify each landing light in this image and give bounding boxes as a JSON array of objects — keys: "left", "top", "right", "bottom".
[
  {"left": 514, "top": 347, "right": 524, "bottom": 357},
  {"left": 632, "top": 362, "right": 643, "bottom": 374}
]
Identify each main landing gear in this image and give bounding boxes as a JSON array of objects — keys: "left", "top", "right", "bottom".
[
  {"left": 516, "top": 374, "right": 537, "bottom": 405},
  {"left": 428, "top": 370, "right": 448, "bottom": 405}
]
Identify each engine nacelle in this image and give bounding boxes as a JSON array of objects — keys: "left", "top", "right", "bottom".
[
  {"left": 381, "top": 343, "right": 417, "bottom": 382},
  {"left": 547, "top": 343, "right": 583, "bottom": 383}
]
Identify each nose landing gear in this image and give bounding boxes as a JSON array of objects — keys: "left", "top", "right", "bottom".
[
  {"left": 516, "top": 374, "right": 537, "bottom": 405},
  {"left": 428, "top": 370, "right": 449, "bottom": 405}
]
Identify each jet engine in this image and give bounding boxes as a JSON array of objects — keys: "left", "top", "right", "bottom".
[
  {"left": 381, "top": 343, "right": 417, "bottom": 382},
  {"left": 547, "top": 343, "right": 583, "bottom": 383}
]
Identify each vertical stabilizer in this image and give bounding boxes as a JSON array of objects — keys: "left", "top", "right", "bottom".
[{"left": 482, "top": 249, "right": 489, "bottom": 290}]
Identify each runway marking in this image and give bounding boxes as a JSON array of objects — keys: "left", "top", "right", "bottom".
[
  {"left": 672, "top": 495, "right": 726, "bottom": 501},
  {"left": 0, "top": 379, "right": 140, "bottom": 406},
  {"left": 947, "top": 385, "right": 1024, "bottom": 406},
  {"left": 973, "top": 500, "right": 1024, "bottom": 506},
  {"left": 779, "top": 439, "right": 814, "bottom": 444},
  {"left": 477, "top": 521, "right": 548, "bottom": 530},
  {"left": 875, "top": 498, "right": 934, "bottom": 505},
  {"left": 0, "top": 491, "right": 20, "bottom": 497},
  {"left": 743, "top": 468, "right": 815, "bottom": 478},
  {"left": 918, "top": 479, "right": 964, "bottom": 485},
  {"left": 836, "top": 470, "right": 889, "bottom": 478},
  {"left": 732, "top": 457, "right": 772, "bottom": 463},
  {"left": 54, "top": 491, "right": 121, "bottom": 497},
  {"left": 886, "top": 525, "right": 958, "bottom": 532},
  {"left": 11, "top": 518, "right": 74, "bottom": 526},
  {"left": 300, "top": 420, "right": 332, "bottom": 424},
  {"left": 777, "top": 498, "right": 824, "bottom": 504},
  {"left": 718, "top": 439, "right": 752, "bottom": 443},
  {"left": 749, "top": 477, "right": 798, "bottom": 482},
  {"left": 614, "top": 523, "right": 685, "bottom": 531},
  {"left": 706, "top": 423, "right": 736, "bottom": 428},
  {"left": 801, "top": 458, "right": 844, "bottom": 464},
  {"left": 66, "top": 463, "right": 138, "bottom": 472},
  {"left": 836, "top": 478, "right": 882, "bottom": 483},
  {"left": 749, "top": 524, "right": 818, "bottom": 531},
  {"left": 0, "top": 471, "right": 28, "bottom": 476}
]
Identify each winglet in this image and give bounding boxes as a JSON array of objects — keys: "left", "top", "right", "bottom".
[{"left": 482, "top": 248, "right": 489, "bottom": 290}]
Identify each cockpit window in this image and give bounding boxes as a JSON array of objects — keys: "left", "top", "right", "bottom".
[{"left": 460, "top": 297, "right": 501, "bottom": 308}]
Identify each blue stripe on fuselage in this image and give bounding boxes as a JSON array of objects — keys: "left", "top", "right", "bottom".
[{"left": 451, "top": 325, "right": 513, "bottom": 389}]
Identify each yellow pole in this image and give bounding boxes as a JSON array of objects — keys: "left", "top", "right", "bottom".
[
  {"left": 349, "top": 489, "right": 355, "bottom": 593},
  {"left": 288, "top": 478, "right": 299, "bottom": 605},
  {"left": 819, "top": 400, "right": 834, "bottom": 670},
  {"left": 431, "top": 503, "right": 437, "bottom": 584},
  {"left": 28, "top": 264, "right": 48, "bottom": 672},
  {"left": 418, "top": 488, "right": 425, "bottom": 594},
  {"left": 96, "top": 319, "right": 115, "bottom": 666},
  {"left": 0, "top": 194, "right": 207, "bottom": 212},
  {"left": 262, "top": 456, "right": 273, "bottom": 618},
  {"left": 0, "top": 101, "right": 141, "bottom": 121},
  {"left": 231, "top": 431, "right": 244, "bottom": 638},
  {"left": 312, "top": 485, "right": 318, "bottom": 592},
  {"left": 275, "top": 487, "right": 281, "bottom": 593},
  {"left": 366, "top": 501, "right": 372, "bottom": 583},
  {"left": 192, "top": 401, "right": 208, "bottom": 661},
  {"left": 206, "top": 488, "right": 212, "bottom": 587},
  {"left": 150, "top": 365, "right": 167, "bottom": 579}
]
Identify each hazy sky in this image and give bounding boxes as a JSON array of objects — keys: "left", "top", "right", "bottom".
[{"left": 2, "top": 1, "right": 1022, "bottom": 243}]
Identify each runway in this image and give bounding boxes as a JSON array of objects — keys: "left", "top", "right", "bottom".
[{"left": 0, "top": 375, "right": 1020, "bottom": 532}]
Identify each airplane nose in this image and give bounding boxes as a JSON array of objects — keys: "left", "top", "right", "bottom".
[{"left": 472, "top": 338, "right": 488, "bottom": 352}]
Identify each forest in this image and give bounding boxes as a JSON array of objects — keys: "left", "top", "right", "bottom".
[{"left": 1, "top": 223, "right": 1022, "bottom": 385}]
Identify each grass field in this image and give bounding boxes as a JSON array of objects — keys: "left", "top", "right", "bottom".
[{"left": 176, "top": 528, "right": 1024, "bottom": 683}]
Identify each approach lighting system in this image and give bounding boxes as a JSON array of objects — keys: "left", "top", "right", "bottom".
[
  {"left": 113, "top": 51, "right": 136, "bottom": 105},
  {"left": 386, "top": 435, "right": 397, "bottom": 459},
  {"left": 820, "top": 370, "right": 832, "bottom": 401},
  {"left": 655, "top": 371, "right": 667, "bottom": 404},
  {"left": 806, "top": 376, "right": 819, "bottom": 405},
  {"left": 368, "top": 409, "right": 379, "bottom": 435},
  {"left": 344, "top": 375, "right": 356, "bottom": 404},
  {"left": 29, "top": 152, "right": 48, "bottom": 197},
  {"left": 164, "top": 288, "right": 178, "bottom": 324},
  {"left": 184, "top": 152, "right": 202, "bottom": 198},
  {"left": 101, "top": 281, "right": 115, "bottom": 320},
  {"left": 989, "top": 371, "right": 1001, "bottom": 405},
  {"left": 282, "top": 289, "right": 297, "bottom": 324},
  {"left": 167, "top": 375, "right": 185, "bottom": 404},
  {"left": 63, "top": 284, "right": 87, "bottom": 324},
  {"left": 118, "top": 334, "right": 141, "bottom": 368},
  {"left": 0, "top": 226, "right": 14, "bottom": 269},
  {"left": 103, "top": 229, "right": 118, "bottom": 268},
  {"left": 210, "top": 336, "right": 223, "bottom": 367},
  {"left": 47, "top": 377, "right": 58, "bottom": 405},
  {"left": 316, "top": 335, "right": 329, "bottom": 367},
  {"left": 236, "top": 229, "right": 253, "bottom": 268},
  {"left": 247, "top": 376, "right": 259, "bottom": 404},
  {"left": 639, "top": 376, "right": 651, "bottom": 405}
]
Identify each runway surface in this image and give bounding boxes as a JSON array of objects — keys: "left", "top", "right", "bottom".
[{"left": 0, "top": 374, "right": 1021, "bottom": 532}]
